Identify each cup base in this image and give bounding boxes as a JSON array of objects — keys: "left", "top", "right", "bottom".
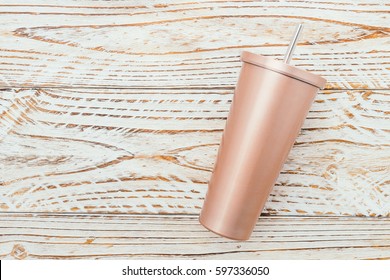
[{"left": 199, "top": 216, "right": 250, "bottom": 241}]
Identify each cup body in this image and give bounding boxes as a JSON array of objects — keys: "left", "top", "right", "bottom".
[{"left": 199, "top": 51, "right": 326, "bottom": 240}]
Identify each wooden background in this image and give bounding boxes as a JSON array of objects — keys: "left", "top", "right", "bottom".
[{"left": 0, "top": 0, "right": 389, "bottom": 259}]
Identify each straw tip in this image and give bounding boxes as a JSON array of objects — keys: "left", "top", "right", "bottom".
[{"left": 283, "top": 23, "right": 304, "bottom": 64}]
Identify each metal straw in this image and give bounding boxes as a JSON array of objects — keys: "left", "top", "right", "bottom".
[{"left": 283, "top": 23, "right": 303, "bottom": 64}]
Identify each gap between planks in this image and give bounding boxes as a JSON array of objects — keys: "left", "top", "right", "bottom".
[{"left": 1, "top": 86, "right": 389, "bottom": 91}]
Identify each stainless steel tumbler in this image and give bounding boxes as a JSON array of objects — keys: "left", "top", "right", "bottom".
[{"left": 199, "top": 25, "right": 327, "bottom": 240}]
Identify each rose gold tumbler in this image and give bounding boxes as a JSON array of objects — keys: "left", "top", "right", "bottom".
[{"left": 199, "top": 25, "right": 326, "bottom": 240}]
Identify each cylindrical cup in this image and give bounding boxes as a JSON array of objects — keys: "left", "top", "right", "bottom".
[{"left": 199, "top": 51, "right": 326, "bottom": 240}]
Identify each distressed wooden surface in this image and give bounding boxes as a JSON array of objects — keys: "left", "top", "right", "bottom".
[
  {"left": 0, "top": 88, "right": 389, "bottom": 216},
  {"left": 1, "top": 214, "right": 389, "bottom": 260},
  {"left": 0, "top": 0, "right": 389, "bottom": 89},
  {"left": 0, "top": 0, "right": 389, "bottom": 260}
]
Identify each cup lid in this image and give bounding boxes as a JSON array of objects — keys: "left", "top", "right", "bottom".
[{"left": 241, "top": 51, "right": 327, "bottom": 89}]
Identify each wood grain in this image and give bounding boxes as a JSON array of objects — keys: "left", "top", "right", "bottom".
[
  {"left": 0, "top": 1, "right": 389, "bottom": 260},
  {"left": 1, "top": 88, "right": 389, "bottom": 216},
  {"left": 0, "top": 213, "right": 389, "bottom": 259},
  {"left": 0, "top": 0, "right": 389, "bottom": 89}
]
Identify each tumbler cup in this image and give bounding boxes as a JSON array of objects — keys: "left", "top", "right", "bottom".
[{"left": 199, "top": 25, "right": 326, "bottom": 240}]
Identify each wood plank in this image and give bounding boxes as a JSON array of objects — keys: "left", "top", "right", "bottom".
[
  {"left": 1, "top": 88, "right": 389, "bottom": 216},
  {"left": 0, "top": 0, "right": 389, "bottom": 89},
  {"left": 0, "top": 213, "right": 389, "bottom": 259}
]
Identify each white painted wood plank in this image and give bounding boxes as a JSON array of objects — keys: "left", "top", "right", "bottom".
[
  {"left": 0, "top": 214, "right": 389, "bottom": 259},
  {"left": 0, "top": 0, "right": 388, "bottom": 89},
  {"left": 0, "top": 88, "right": 388, "bottom": 216}
]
